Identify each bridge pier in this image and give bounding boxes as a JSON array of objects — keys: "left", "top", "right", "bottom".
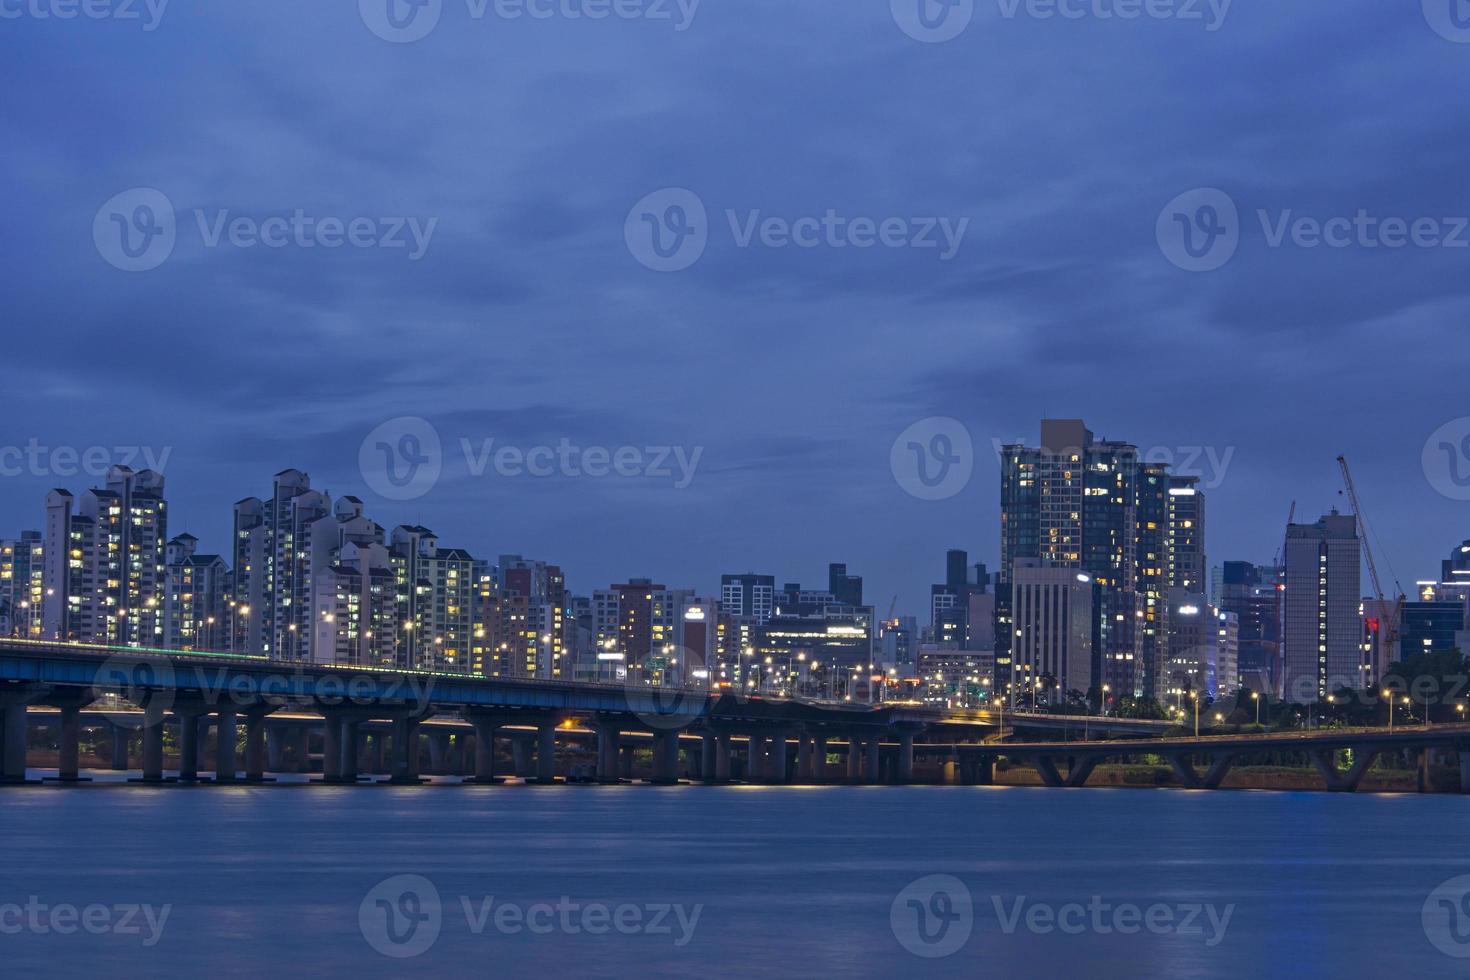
[
  {"left": 215, "top": 708, "right": 238, "bottom": 783},
  {"left": 748, "top": 735, "right": 766, "bottom": 782},
  {"left": 796, "top": 733, "right": 813, "bottom": 782},
  {"left": 898, "top": 733, "right": 915, "bottom": 784},
  {"left": 714, "top": 733, "right": 732, "bottom": 783},
  {"left": 1310, "top": 747, "right": 1377, "bottom": 793},
  {"left": 651, "top": 731, "right": 680, "bottom": 785},
  {"left": 110, "top": 724, "right": 130, "bottom": 772},
  {"left": 177, "top": 713, "right": 204, "bottom": 783},
  {"left": 769, "top": 730, "right": 789, "bottom": 784},
  {"left": 595, "top": 720, "right": 621, "bottom": 784},
  {"left": 135, "top": 707, "right": 170, "bottom": 784},
  {"left": 533, "top": 723, "right": 559, "bottom": 784},
  {"left": 390, "top": 715, "right": 424, "bottom": 784},
  {"left": 428, "top": 733, "right": 450, "bottom": 776},
  {"left": 0, "top": 697, "right": 35, "bottom": 783},
  {"left": 338, "top": 718, "right": 362, "bottom": 783},
  {"left": 700, "top": 734, "right": 716, "bottom": 783},
  {"left": 468, "top": 717, "right": 503, "bottom": 784},
  {"left": 512, "top": 737, "right": 533, "bottom": 777},
  {"left": 812, "top": 735, "right": 828, "bottom": 782},
  {"left": 56, "top": 705, "right": 84, "bottom": 782},
  {"left": 845, "top": 738, "right": 861, "bottom": 782},
  {"left": 865, "top": 737, "right": 881, "bottom": 784},
  {"left": 243, "top": 711, "right": 272, "bottom": 782},
  {"left": 1032, "top": 755, "right": 1066, "bottom": 788},
  {"left": 266, "top": 726, "right": 284, "bottom": 773}
]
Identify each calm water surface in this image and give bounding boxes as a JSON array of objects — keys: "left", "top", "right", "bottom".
[{"left": 2, "top": 778, "right": 1468, "bottom": 978}]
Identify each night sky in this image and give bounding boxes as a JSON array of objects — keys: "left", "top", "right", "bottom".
[{"left": 4, "top": 1, "right": 1469, "bottom": 616}]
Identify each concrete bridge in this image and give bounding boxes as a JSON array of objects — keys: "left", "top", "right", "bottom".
[
  {"left": 0, "top": 638, "right": 1010, "bottom": 786},
  {"left": 929, "top": 726, "right": 1470, "bottom": 793}
]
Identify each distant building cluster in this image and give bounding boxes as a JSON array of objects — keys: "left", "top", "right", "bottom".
[{"left": 1, "top": 421, "right": 1466, "bottom": 709}]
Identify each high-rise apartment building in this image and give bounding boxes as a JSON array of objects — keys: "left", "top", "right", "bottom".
[
  {"left": 1009, "top": 559, "right": 1095, "bottom": 703},
  {"left": 163, "top": 534, "right": 229, "bottom": 651},
  {"left": 0, "top": 531, "right": 44, "bottom": 638},
  {"left": 42, "top": 467, "right": 168, "bottom": 646}
]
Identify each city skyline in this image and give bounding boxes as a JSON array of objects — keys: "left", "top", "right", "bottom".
[{"left": 0, "top": 419, "right": 1461, "bottom": 623}]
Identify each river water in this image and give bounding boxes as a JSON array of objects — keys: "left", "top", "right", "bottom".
[{"left": 1, "top": 778, "right": 1468, "bottom": 978}]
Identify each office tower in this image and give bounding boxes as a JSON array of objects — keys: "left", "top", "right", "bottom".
[
  {"left": 390, "top": 525, "right": 475, "bottom": 672},
  {"left": 1009, "top": 559, "right": 1096, "bottom": 704},
  {"left": 828, "top": 563, "right": 863, "bottom": 607},
  {"left": 0, "top": 531, "right": 44, "bottom": 638},
  {"left": 1165, "top": 589, "right": 1239, "bottom": 701},
  {"left": 1135, "top": 464, "right": 1171, "bottom": 699},
  {"left": 163, "top": 534, "right": 230, "bottom": 651},
  {"left": 1218, "top": 561, "right": 1284, "bottom": 695},
  {"left": 1283, "top": 512, "right": 1362, "bottom": 701},
  {"left": 1399, "top": 580, "right": 1467, "bottom": 660},
  {"left": 720, "top": 572, "right": 776, "bottom": 623},
  {"left": 1167, "top": 475, "right": 1206, "bottom": 593},
  {"left": 42, "top": 467, "right": 168, "bottom": 646}
]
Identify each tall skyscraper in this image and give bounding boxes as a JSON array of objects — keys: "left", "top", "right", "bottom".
[
  {"left": 1283, "top": 512, "right": 1362, "bottom": 701},
  {"left": 390, "top": 525, "right": 475, "bottom": 672},
  {"left": 42, "top": 467, "right": 168, "bottom": 646},
  {"left": 1000, "top": 420, "right": 1204, "bottom": 701}
]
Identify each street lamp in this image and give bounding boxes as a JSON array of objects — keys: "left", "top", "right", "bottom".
[
  {"left": 1252, "top": 690, "right": 1261, "bottom": 726},
  {"left": 1189, "top": 691, "right": 1200, "bottom": 737}
]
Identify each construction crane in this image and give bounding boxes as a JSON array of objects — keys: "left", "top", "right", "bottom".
[
  {"left": 1337, "top": 455, "right": 1405, "bottom": 668},
  {"left": 1273, "top": 500, "right": 1296, "bottom": 567}
]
